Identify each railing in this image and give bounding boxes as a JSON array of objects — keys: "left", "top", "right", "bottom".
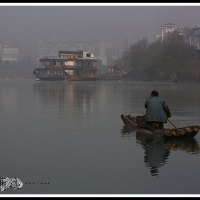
[
  {"left": 82, "top": 67, "right": 98, "bottom": 71},
  {"left": 40, "top": 65, "right": 63, "bottom": 69},
  {"left": 62, "top": 66, "right": 82, "bottom": 70},
  {"left": 40, "top": 65, "right": 99, "bottom": 70},
  {"left": 48, "top": 74, "right": 64, "bottom": 77}
]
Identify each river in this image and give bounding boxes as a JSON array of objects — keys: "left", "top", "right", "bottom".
[{"left": 0, "top": 79, "right": 199, "bottom": 197}]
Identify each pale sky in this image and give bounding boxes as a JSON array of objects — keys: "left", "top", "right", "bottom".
[{"left": 0, "top": 3, "right": 200, "bottom": 45}]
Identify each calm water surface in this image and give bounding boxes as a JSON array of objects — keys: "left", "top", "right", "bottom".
[{"left": 0, "top": 79, "right": 200, "bottom": 196}]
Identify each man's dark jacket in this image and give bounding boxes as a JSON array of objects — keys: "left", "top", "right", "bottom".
[{"left": 142, "top": 96, "right": 171, "bottom": 123}]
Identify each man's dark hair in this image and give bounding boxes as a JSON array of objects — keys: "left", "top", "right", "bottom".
[{"left": 151, "top": 90, "right": 159, "bottom": 96}]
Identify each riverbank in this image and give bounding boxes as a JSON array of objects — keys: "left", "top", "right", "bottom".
[
  {"left": 0, "top": 70, "right": 33, "bottom": 79},
  {"left": 99, "top": 73, "right": 198, "bottom": 83},
  {"left": 0, "top": 73, "right": 199, "bottom": 83},
  {"left": 0, "top": 75, "right": 23, "bottom": 79}
]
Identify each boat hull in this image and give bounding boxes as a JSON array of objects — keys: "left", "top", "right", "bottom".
[
  {"left": 37, "top": 77, "right": 65, "bottom": 81},
  {"left": 64, "top": 77, "right": 101, "bottom": 81},
  {"left": 121, "top": 114, "right": 199, "bottom": 138},
  {"left": 37, "top": 77, "right": 101, "bottom": 81}
]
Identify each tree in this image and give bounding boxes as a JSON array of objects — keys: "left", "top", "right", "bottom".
[
  {"left": 0, "top": 57, "right": 3, "bottom": 70},
  {"left": 129, "top": 37, "right": 149, "bottom": 72},
  {"left": 120, "top": 31, "right": 200, "bottom": 81}
]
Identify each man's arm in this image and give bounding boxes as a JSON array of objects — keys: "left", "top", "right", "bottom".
[
  {"left": 165, "top": 107, "right": 171, "bottom": 118},
  {"left": 163, "top": 101, "right": 171, "bottom": 118}
]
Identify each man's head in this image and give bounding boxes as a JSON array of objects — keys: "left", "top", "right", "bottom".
[{"left": 151, "top": 90, "right": 159, "bottom": 97}]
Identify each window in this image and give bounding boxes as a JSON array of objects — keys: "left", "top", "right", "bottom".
[
  {"left": 48, "top": 70, "right": 56, "bottom": 75},
  {"left": 58, "top": 70, "right": 63, "bottom": 75}
]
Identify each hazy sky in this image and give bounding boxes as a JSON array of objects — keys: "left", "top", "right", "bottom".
[{"left": 1, "top": 3, "right": 200, "bottom": 45}]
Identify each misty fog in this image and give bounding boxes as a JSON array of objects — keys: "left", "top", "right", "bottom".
[{"left": 0, "top": 3, "right": 200, "bottom": 44}]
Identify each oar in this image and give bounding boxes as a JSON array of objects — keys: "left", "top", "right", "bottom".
[{"left": 167, "top": 118, "right": 177, "bottom": 129}]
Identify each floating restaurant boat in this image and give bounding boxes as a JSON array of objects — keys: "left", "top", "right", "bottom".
[
  {"left": 33, "top": 50, "right": 101, "bottom": 81},
  {"left": 121, "top": 114, "right": 200, "bottom": 138}
]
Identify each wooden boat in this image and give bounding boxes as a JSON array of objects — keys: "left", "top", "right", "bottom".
[{"left": 121, "top": 114, "right": 200, "bottom": 138}]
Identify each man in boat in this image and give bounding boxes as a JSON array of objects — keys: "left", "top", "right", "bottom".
[{"left": 136, "top": 90, "right": 171, "bottom": 130}]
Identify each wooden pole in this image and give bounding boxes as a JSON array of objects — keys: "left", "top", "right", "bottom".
[{"left": 167, "top": 118, "right": 177, "bottom": 129}]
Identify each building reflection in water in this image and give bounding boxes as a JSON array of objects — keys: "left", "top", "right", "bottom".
[
  {"left": 33, "top": 81, "right": 101, "bottom": 131},
  {"left": 121, "top": 126, "right": 200, "bottom": 177},
  {"left": 33, "top": 81, "right": 99, "bottom": 113}
]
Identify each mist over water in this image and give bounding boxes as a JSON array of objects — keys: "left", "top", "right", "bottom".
[{"left": 0, "top": 79, "right": 200, "bottom": 196}]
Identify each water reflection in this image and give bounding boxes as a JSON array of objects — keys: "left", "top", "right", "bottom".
[
  {"left": 33, "top": 81, "right": 99, "bottom": 116},
  {"left": 121, "top": 126, "right": 200, "bottom": 177}
]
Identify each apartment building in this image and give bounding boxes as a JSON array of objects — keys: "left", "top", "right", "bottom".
[
  {"left": 0, "top": 45, "right": 18, "bottom": 62},
  {"left": 157, "top": 23, "right": 200, "bottom": 50}
]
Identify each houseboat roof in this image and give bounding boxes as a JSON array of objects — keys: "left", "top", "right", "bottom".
[
  {"left": 39, "top": 57, "right": 68, "bottom": 62},
  {"left": 76, "top": 58, "right": 97, "bottom": 61},
  {"left": 161, "top": 23, "right": 176, "bottom": 27},
  {"left": 39, "top": 57, "right": 97, "bottom": 62}
]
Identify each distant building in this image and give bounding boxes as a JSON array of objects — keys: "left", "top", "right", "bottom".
[
  {"left": 0, "top": 45, "right": 18, "bottom": 62},
  {"left": 181, "top": 25, "right": 200, "bottom": 50},
  {"left": 157, "top": 23, "right": 200, "bottom": 50},
  {"left": 156, "top": 23, "right": 177, "bottom": 41}
]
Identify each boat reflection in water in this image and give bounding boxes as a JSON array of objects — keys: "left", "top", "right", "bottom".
[{"left": 121, "top": 126, "right": 200, "bottom": 177}]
